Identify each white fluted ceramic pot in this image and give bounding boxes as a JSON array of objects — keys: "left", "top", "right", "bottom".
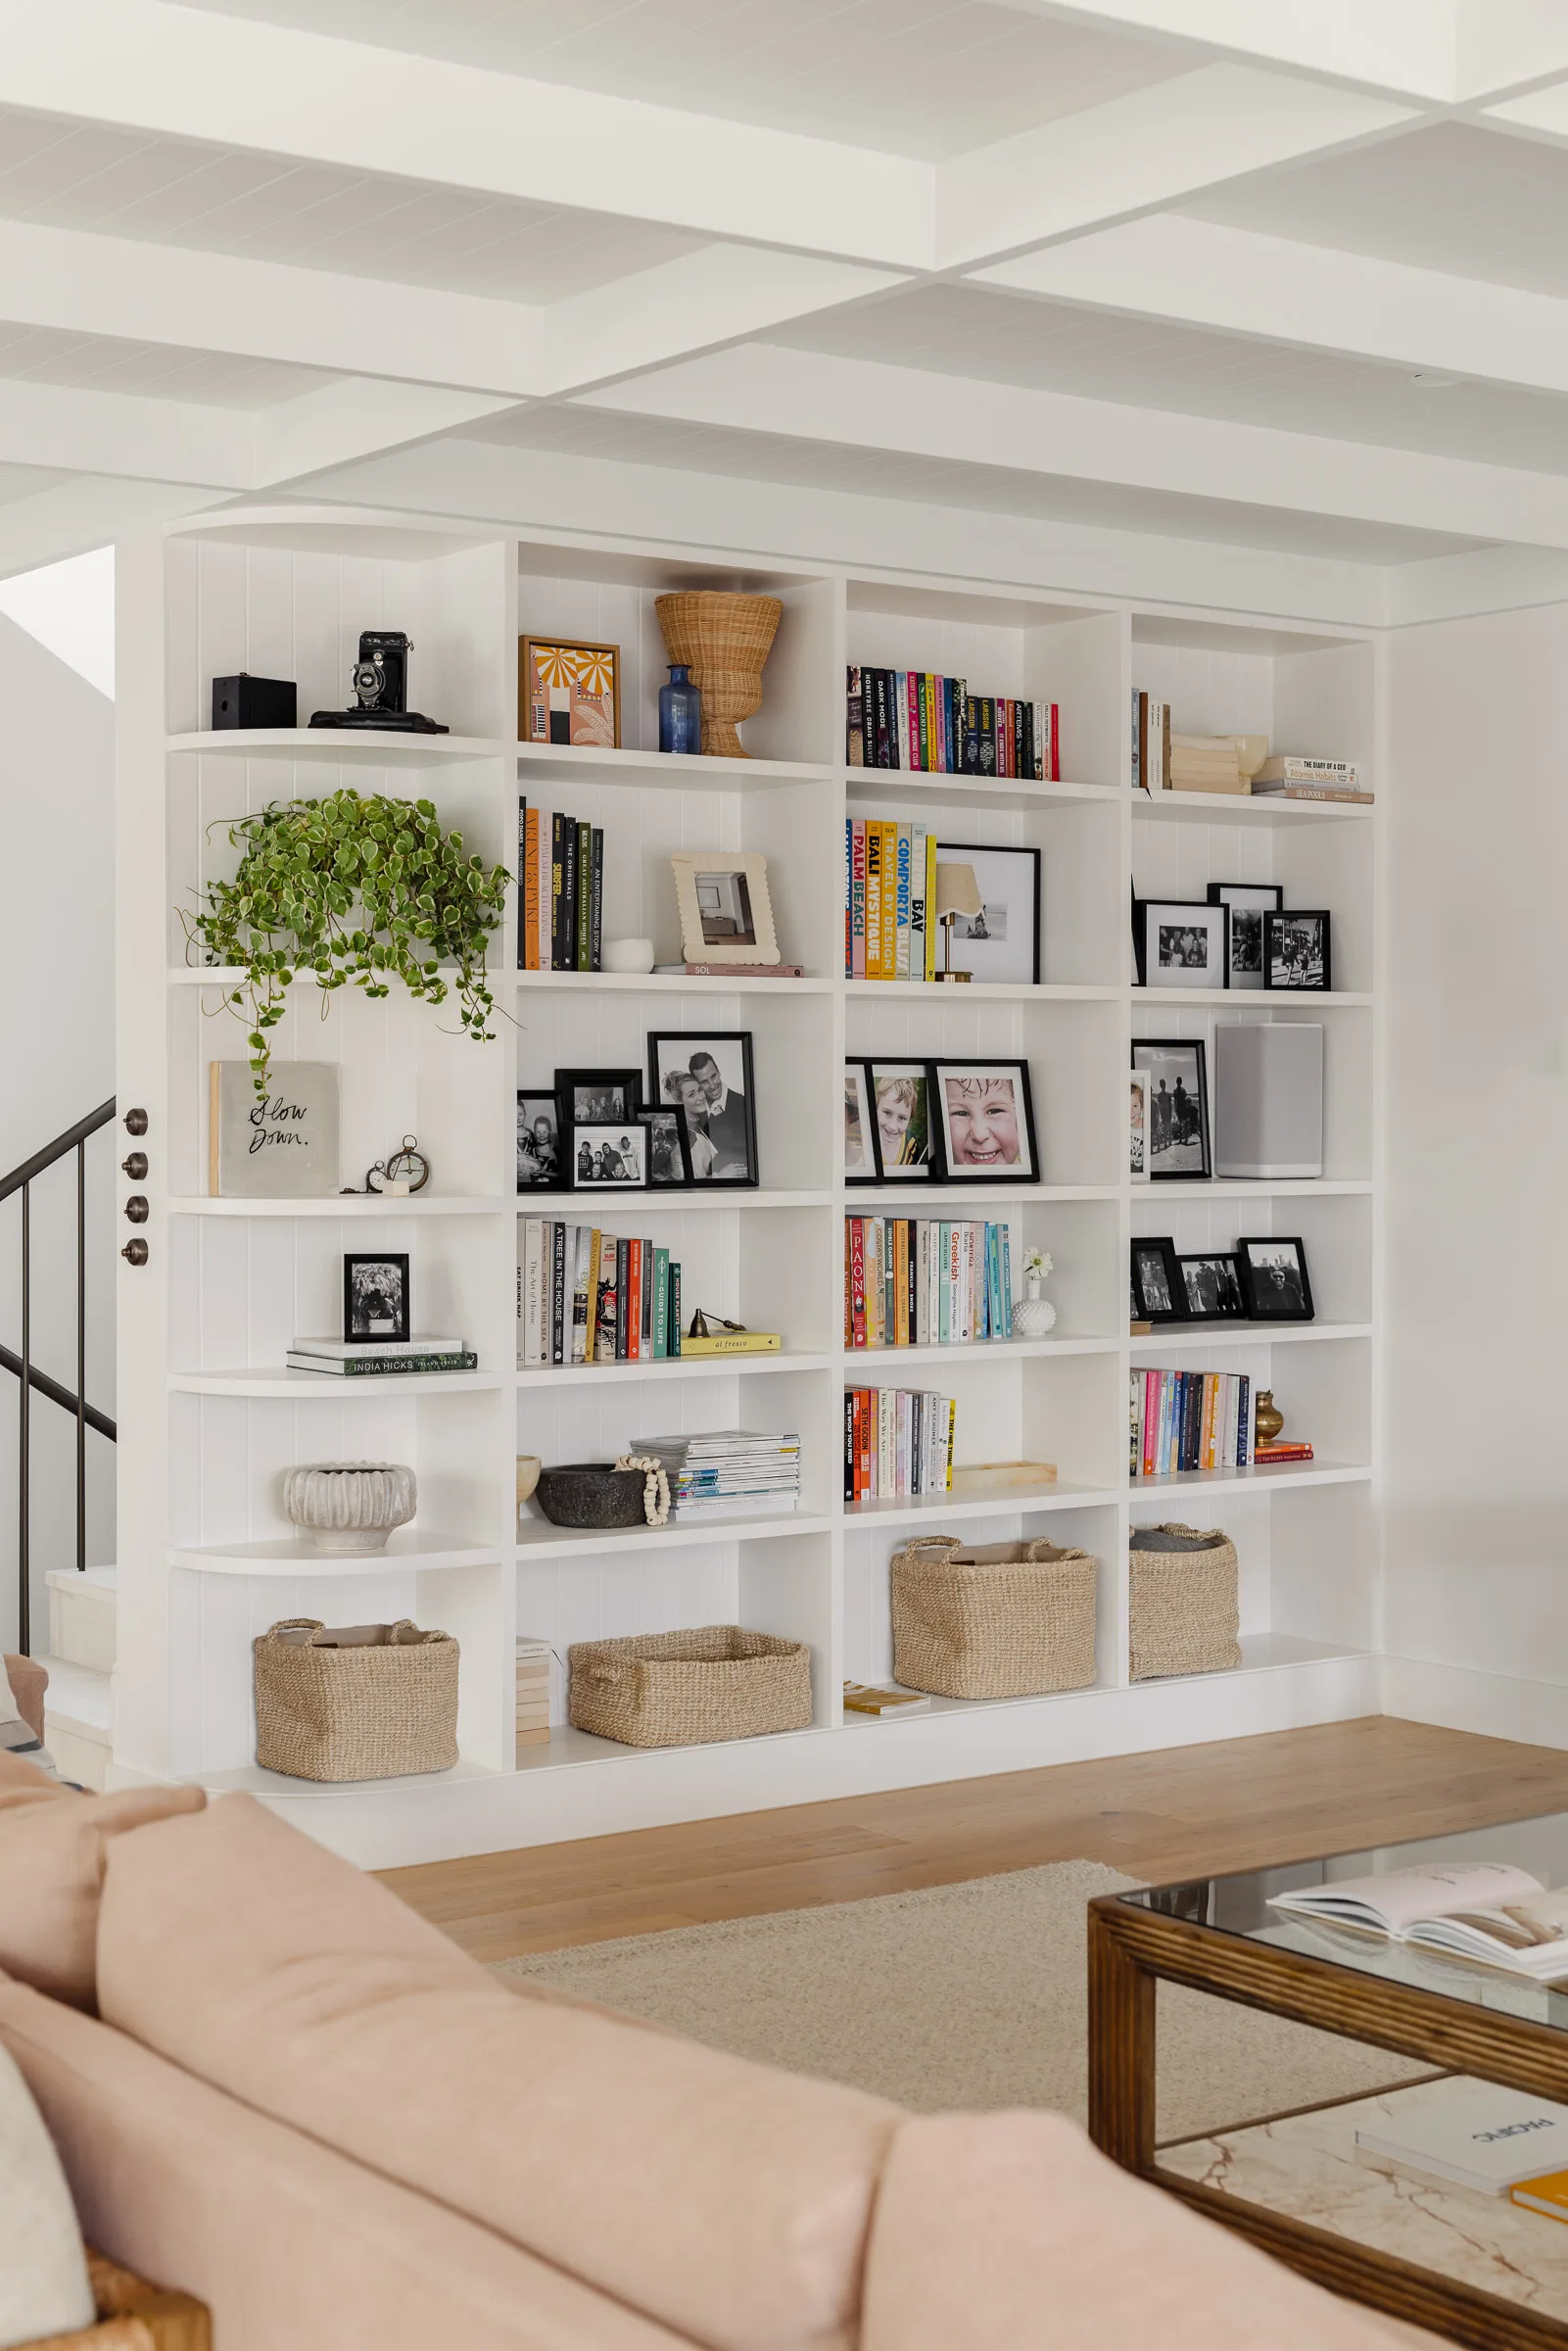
[
  {"left": 284, "top": 1462, "right": 416, "bottom": 1554},
  {"left": 1012, "top": 1272, "right": 1057, "bottom": 1339}
]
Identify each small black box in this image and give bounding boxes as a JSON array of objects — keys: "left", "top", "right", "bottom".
[{"left": 212, "top": 673, "right": 298, "bottom": 730}]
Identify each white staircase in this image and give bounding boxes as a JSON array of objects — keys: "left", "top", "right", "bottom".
[{"left": 38, "top": 1566, "right": 116, "bottom": 1790}]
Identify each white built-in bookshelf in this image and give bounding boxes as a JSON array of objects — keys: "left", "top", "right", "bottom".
[{"left": 113, "top": 506, "right": 1380, "bottom": 1867}]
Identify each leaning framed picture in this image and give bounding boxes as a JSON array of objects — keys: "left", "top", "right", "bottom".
[
  {"left": 1235, "top": 1235, "right": 1315, "bottom": 1321},
  {"left": 519, "top": 637, "right": 620, "bottom": 749},
  {"left": 934, "top": 841, "right": 1041, "bottom": 985},
  {"left": 844, "top": 1060, "right": 878, "bottom": 1184},
  {"left": 669, "top": 852, "right": 781, "bottom": 968},
  {"left": 517, "top": 1089, "right": 567, "bottom": 1191},
  {"left": 1207, "top": 881, "right": 1281, "bottom": 992},
  {"left": 1174, "top": 1251, "right": 1247, "bottom": 1320},
  {"left": 928, "top": 1059, "right": 1039, "bottom": 1181},
  {"left": 647, "top": 1031, "right": 758, "bottom": 1186},
  {"left": 1131, "top": 1038, "right": 1211, "bottom": 1180},
  {"left": 1129, "top": 1069, "right": 1151, "bottom": 1182},
  {"left": 638, "top": 1103, "right": 693, "bottom": 1188},
  {"left": 1129, "top": 1236, "right": 1182, "bottom": 1324},
  {"left": 869, "top": 1059, "right": 935, "bottom": 1178},
  {"left": 1135, "top": 898, "right": 1228, "bottom": 991},
  {"left": 554, "top": 1068, "right": 641, "bottom": 1127},
  {"left": 1263, "top": 909, "right": 1332, "bottom": 991},
  {"left": 570, "top": 1124, "right": 648, "bottom": 1189},
  {"left": 343, "top": 1252, "right": 410, "bottom": 1344}
]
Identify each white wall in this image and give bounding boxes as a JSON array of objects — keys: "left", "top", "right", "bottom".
[
  {"left": 0, "top": 612, "right": 116, "bottom": 1649},
  {"left": 1383, "top": 602, "right": 1568, "bottom": 1730}
]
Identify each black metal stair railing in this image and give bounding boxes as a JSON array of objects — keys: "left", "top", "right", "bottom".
[{"left": 2, "top": 1097, "right": 118, "bottom": 1653}]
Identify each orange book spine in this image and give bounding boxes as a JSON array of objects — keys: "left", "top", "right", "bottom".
[{"left": 1200, "top": 1373, "right": 1217, "bottom": 1470}]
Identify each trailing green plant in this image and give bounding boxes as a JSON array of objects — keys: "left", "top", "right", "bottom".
[{"left": 183, "top": 789, "right": 510, "bottom": 1093}]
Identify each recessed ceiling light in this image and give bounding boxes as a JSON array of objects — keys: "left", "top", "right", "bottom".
[{"left": 1409, "top": 371, "right": 1459, "bottom": 388}]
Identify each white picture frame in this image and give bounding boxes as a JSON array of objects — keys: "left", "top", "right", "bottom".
[
  {"left": 670, "top": 852, "right": 781, "bottom": 967},
  {"left": 1139, "top": 899, "right": 1229, "bottom": 992}
]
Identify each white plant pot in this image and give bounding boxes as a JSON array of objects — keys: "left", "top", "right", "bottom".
[
  {"left": 283, "top": 1462, "right": 416, "bottom": 1554},
  {"left": 604, "top": 936, "right": 655, "bottom": 974}
]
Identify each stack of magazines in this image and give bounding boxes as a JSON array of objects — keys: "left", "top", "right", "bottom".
[{"left": 634, "top": 1430, "right": 800, "bottom": 1523}]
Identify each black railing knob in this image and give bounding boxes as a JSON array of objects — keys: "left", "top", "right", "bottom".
[
  {"left": 121, "top": 1152, "right": 148, "bottom": 1180},
  {"left": 123, "top": 1108, "right": 148, "bottom": 1136},
  {"left": 121, "top": 1238, "right": 149, "bottom": 1266},
  {"left": 124, "top": 1196, "right": 149, "bottom": 1223}
]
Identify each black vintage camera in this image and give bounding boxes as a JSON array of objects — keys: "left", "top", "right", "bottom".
[{"left": 309, "top": 630, "right": 449, "bottom": 734}]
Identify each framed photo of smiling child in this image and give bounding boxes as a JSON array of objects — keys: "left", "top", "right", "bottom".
[{"left": 927, "top": 1059, "right": 1040, "bottom": 1182}]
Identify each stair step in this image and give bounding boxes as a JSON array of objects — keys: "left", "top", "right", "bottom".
[
  {"left": 37, "top": 1653, "right": 112, "bottom": 1794},
  {"left": 45, "top": 1566, "right": 117, "bottom": 1674}
]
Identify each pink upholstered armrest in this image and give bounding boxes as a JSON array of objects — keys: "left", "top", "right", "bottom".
[{"left": 6, "top": 1655, "right": 47, "bottom": 1743}]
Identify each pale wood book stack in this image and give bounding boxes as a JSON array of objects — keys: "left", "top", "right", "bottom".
[{"left": 516, "top": 1639, "right": 551, "bottom": 1751}]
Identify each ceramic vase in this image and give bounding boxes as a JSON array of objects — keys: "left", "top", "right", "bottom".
[
  {"left": 284, "top": 1462, "right": 416, "bottom": 1554},
  {"left": 653, "top": 591, "right": 783, "bottom": 758},
  {"left": 1013, "top": 1271, "right": 1057, "bottom": 1339}
]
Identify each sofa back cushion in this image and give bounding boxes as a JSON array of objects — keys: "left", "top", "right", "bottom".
[{"left": 98, "top": 1797, "right": 898, "bottom": 2351}]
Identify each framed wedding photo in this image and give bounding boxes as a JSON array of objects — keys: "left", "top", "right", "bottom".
[
  {"left": 1207, "top": 881, "right": 1281, "bottom": 992},
  {"left": 1175, "top": 1251, "right": 1247, "bottom": 1320},
  {"left": 343, "top": 1252, "right": 410, "bottom": 1344},
  {"left": 638, "top": 1104, "right": 693, "bottom": 1188},
  {"left": 648, "top": 1031, "right": 758, "bottom": 1186},
  {"left": 869, "top": 1059, "right": 934, "bottom": 1178},
  {"left": 670, "top": 852, "right": 781, "bottom": 968},
  {"left": 571, "top": 1124, "right": 648, "bottom": 1189},
  {"left": 929, "top": 1059, "right": 1038, "bottom": 1181},
  {"left": 1130, "top": 1236, "right": 1182, "bottom": 1324},
  {"left": 1236, "top": 1235, "right": 1315, "bottom": 1321},
  {"left": 1135, "top": 898, "right": 1228, "bottom": 992},
  {"left": 934, "top": 841, "right": 1040, "bottom": 985},
  {"left": 1132, "top": 1038, "right": 1212, "bottom": 1180},
  {"left": 844, "top": 1059, "right": 878, "bottom": 1184},
  {"left": 1263, "top": 909, "right": 1332, "bottom": 992}
]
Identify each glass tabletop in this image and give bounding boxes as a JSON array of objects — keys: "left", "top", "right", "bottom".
[{"left": 1118, "top": 1806, "right": 1568, "bottom": 2030}]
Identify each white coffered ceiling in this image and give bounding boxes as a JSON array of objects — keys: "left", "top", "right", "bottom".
[{"left": 2, "top": 0, "right": 1568, "bottom": 605}]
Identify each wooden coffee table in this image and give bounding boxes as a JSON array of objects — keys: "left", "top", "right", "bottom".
[{"left": 1089, "top": 1814, "right": 1568, "bottom": 2351}]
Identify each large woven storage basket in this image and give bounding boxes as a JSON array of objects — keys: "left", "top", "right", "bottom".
[
  {"left": 1128, "top": 1524, "right": 1241, "bottom": 1680},
  {"left": 568, "top": 1624, "right": 811, "bottom": 1749},
  {"left": 253, "top": 1617, "right": 458, "bottom": 1782},
  {"left": 891, "top": 1536, "right": 1098, "bottom": 1700}
]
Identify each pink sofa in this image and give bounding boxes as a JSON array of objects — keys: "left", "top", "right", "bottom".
[{"left": 0, "top": 1752, "right": 1404, "bottom": 2350}]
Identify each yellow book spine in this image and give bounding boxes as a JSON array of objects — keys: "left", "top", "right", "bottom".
[
  {"left": 879, "top": 824, "right": 898, "bottom": 978},
  {"left": 923, "top": 674, "right": 937, "bottom": 771},
  {"left": 865, "top": 826, "right": 882, "bottom": 981}
]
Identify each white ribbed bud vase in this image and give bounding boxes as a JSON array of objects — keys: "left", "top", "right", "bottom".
[
  {"left": 1012, "top": 1272, "right": 1057, "bottom": 1340},
  {"left": 284, "top": 1462, "right": 416, "bottom": 1554}
]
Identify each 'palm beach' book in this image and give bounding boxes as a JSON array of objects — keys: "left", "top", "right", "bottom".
[{"left": 1269, "top": 1863, "right": 1568, "bottom": 1979}]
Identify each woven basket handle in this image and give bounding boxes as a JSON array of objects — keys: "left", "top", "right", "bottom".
[
  {"left": 901, "top": 1535, "right": 962, "bottom": 1558},
  {"left": 260, "top": 1617, "right": 324, "bottom": 1645}
]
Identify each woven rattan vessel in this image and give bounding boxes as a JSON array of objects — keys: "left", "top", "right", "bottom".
[
  {"left": 891, "top": 1535, "right": 1098, "bottom": 1700},
  {"left": 653, "top": 592, "right": 782, "bottom": 757},
  {"left": 568, "top": 1623, "right": 811, "bottom": 1748},
  {"left": 1127, "top": 1523, "right": 1241, "bottom": 1680},
  {"left": 253, "top": 1617, "right": 458, "bottom": 1782}
]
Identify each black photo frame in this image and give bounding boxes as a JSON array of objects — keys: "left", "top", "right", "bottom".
[
  {"left": 554, "top": 1067, "right": 642, "bottom": 1128},
  {"left": 1235, "top": 1235, "right": 1315, "bottom": 1321},
  {"left": 927, "top": 1057, "right": 1039, "bottom": 1182},
  {"left": 844, "top": 1058, "right": 879, "bottom": 1185},
  {"left": 1130, "top": 1236, "right": 1183, "bottom": 1324},
  {"left": 934, "top": 842, "right": 1041, "bottom": 986},
  {"left": 517, "top": 1088, "right": 568, "bottom": 1191},
  {"left": 1263, "top": 909, "right": 1332, "bottom": 992},
  {"left": 646, "top": 1031, "right": 759, "bottom": 1187},
  {"left": 1131, "top": 1038, "right": 1212, "bottom": 1181},
  {"left": 638, "top": 1103, "right": 693, "bottom": 1188},
  {"left": 1207, "top": 881, "right": 1282, "bottom": 992},
  {"left": 1174, "top": 1251, "right": 1248, "bottom": 1321},
  {"left": 569, "top": 1123, "right": 648, "bottom": 1190},
  {"left": 1133, "top": 898, "right": 1228, "bottom": 992},
  {"left": 343, "top": 1251, "right": 410, "bottom": 1344}
]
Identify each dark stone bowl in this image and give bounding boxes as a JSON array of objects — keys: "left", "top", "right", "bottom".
[{"left": 536, "top": 1463, "right": 647, "bottom": 1530}]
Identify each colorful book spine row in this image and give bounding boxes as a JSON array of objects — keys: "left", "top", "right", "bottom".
[
  {"left": 844, "top": 820, "right": 936, "bottom": 980},
  {"left": 845, "top": 1217, "right": 1013, "bottom": 1349},
  {"left": 519, "top": 1221, "right": 682, "bottom": 1367},
  {"left": 516, "top": 798, "right": 603, "bottom": 973},
  {"left": 1130, "top": 1370, "right": 1255, "bottom": 1478},
  {"left": 843, "top": 1387, "right": 956, "bottom": 1501},
  {"left": 846, "top": 666, "right": 1060, "bottom": 780}
]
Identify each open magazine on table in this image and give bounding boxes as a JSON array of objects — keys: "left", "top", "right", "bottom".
[{"left": 1268, "top": 1862, "right": 1568, "bottom": 1980}]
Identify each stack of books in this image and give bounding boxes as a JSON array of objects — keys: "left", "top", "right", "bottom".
[
  {"left": 1252, "top": 757, "right": 1371, "bottom": 805},
  {"left": 516, "top": 798, "right": 603, "bottom": 972},
  {"left": 519, "top": 1221, "right": 682, "bottom": 1367},
  {"left": 1131, "top": 1369, "right": 1257, "bottom": 1476},
  {"left": 844, "top": 819, "right": 934, "bottom": 980},
  {"left": 515, "top": 1636, "right": 551, "bottom": 1751},
  {"left": 846, "top": 1217, "right": 1013, "bottom": 1347},
  {"left": 1169, "top": 735, "right": 1245, "bottom": 794},
  {"left": 1254, "top": 1439, "right": 1315, "bottom": 1465},
  {"left": 847, "top": 666, "right": 1059, "bottom": 779},
  {"left": 635, "top": 1430, "right": 800, "bottom": 1522},
  {"left": 286, "top": 1335, "right": 476, "bottom": 1376},
  {"left": 844, "top": 1387, "right": 956, "bottom": 1500}
]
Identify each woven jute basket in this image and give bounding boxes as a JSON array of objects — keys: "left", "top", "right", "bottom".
[
  {"left": 653, "top": 592, "right": 783, "bottom": 758},
  {"left": 890, "top": 1536, "right": 1098, "bottom": 1700},
  {"left": 1128, "top": 1523, "right": 1241, "bottom": 1681},
  {"left": 568, "top": 1623, "right": 811, "bottom": 1749},
  {"left": 253, "top": 1617, "right": 458, "bottom": 1782}
]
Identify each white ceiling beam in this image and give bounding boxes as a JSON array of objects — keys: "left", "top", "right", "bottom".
[
  {"left": 975, "top": 215, "right": 1568, "bottom": 397},
  {"left": 0, "top": 0, "right": 930, "bottom": 268},
  {"left": 0, "top": 377, "right": 249, "bottom": 487},
  {"left": 995, "top": 1, "right": 1457, "bottom": 102},
  {"left": 253, "top": 381, "right": 522, "bottom": 488},
  {"left": 934, "top": 64, "right": 1418, "bottom": 267},
  {"left": 0, "top": 474, "right": 219, "bottom": 583},
  {"left": 580, "top": 343, "right": 1568, "bottom": 552}
]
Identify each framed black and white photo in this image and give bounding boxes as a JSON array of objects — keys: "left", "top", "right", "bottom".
[
  {"left": 647, "top": 1032, "right": 758, "bottom": 1186},
  {"left": 869, "top": 1059, "right": 934, "bottom": 1178},
  {"left": 516, "top": 1090, "right": 566, "bottom": 1190},
  {"left": 571, "top": 1124, "right": 648, "bottom": 1189},
  {"left": 1132, "top": 1039, "right": 1212, "bottom": 1180},
  {"left": 1130, "top": 1236, "right": 1182, "bottom": 1323},
  {"left": 1263, "top": 909, "right": 1332, "bottom": 992},
  {"left": 1135, "top": 899, "right": 1228, "bottom": 992},
  {"left": 670, "top": 852, "right": 781, "bottom": 968},
  {"left": 1236, "top": 1235, "right": 1315, "bottom": 1321},
  {"left": 1207, "top": 881, "right": 1282, "bottom": 992},
  {"left": 554, "top": 1068, "right": 641, "bottom": 1127},
  {"left": 343, "top": 1252, "right": 410, "bottom": 1343},
  {"left": 844, "top": 1059, "right": 877, "bottom": 1184},
  {"left": 928, "top": 1059, "right": 1038, "bottom": 1181},
  {"left": 1175, "top": 1251, "right": 1247, "bottom": 1320},
  {"left": 1129, "top": 1070, "right": 1151, "bottom": 1183},
  {"left": 638, "top": 1104, "right": 692, "bottom": 1188},
  {"left": 934, "top": 841, "right": 1040, "bottom": 985}
]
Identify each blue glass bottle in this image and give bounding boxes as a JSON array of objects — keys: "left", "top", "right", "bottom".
[{"left": 658, "top": 662, "right": 701, "bottom": 754}]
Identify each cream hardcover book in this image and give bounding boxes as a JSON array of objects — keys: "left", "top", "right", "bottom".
[
  {"left": 1270, "top": 1863, "right": 1568, "bottom": 1980},
  {"left": 1356, "top": 2084, "right": 1568, "bottom": 2195}
]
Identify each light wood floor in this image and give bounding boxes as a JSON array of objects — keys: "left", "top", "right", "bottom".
[{"left": 380, "top": 1716, "right": 1568, "bottom": 1962}]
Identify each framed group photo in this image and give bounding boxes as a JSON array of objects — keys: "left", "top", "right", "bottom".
[
  {"left": 1135, "top": 898, "right": 1228, "bottom": 993},
  {"left": 1131, "top": 1038, "right": 1211, "bottom": 1180},
  {"left": 648, "top": 1031, "right": 758, "bottom": 1185}
]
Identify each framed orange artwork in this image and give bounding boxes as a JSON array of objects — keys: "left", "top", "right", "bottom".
[{"left": 519, "top": 637, "right": 621, "bottom": 749}]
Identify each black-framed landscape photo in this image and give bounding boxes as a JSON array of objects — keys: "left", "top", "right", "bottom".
[
  {"left": 1130, "top": 1235, "right": 1182, "bottom": 1323},
  {"left": 648, "top": 1031, "right": 758, "bottom": 1185},
  {"left": 343, "top": 1251, "right": 410, "bottom": 1343},
  {"left": 935, "top": 842, "right": 1041, "bottom": 985},
  {"left": 1132, "top": 1038, "right": 1211, "bottom": 1179},
  {"left": 1176, "top": 1251, "right": 1247, "bottom": 1320},
  {"left": 1236, "top": 1235, "right": 1315, "bottom": 1321},
  {"left": 1207, "top": 881, "right": 1282, "bottom": 992},
  {"left": 844, "top": 1059, "right": 878, "bottom": 1184},
  {"left": 928, "top": 1058, "right": 1039, "bottom": 1180},
  {"left": 516, "top": 1089, "right": 566, "bottom": 1190},
  {"left": 1263, "top": 909, "right": 1332, "bottom": 992},
  {"left": 869, "top": 1059, "right": 934, "bottom": 1177},
  {"left": 1135, "top": 898, "right": 1228, "bottom": 992}
]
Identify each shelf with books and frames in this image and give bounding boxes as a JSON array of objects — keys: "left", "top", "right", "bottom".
[{"left": 112, "top": 504, "right": 1382, "bottom": 1863}]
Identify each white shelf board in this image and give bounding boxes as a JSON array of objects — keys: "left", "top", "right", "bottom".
[
  {"left": 844, "top": 1479, "right": 1118, "bottom": 1530},
  {"left": 519, "top": 742, "right": 829, "bottom": 789},
  {"left": 511, "top": 1719, "right": 832, "bottom": 1773},
  {"left": 1131, "top": 987, "right": 1371, "bottom": 1009},
  {"left": 1129, "top": 1321, "right": 1370, "bottom": 1351},
  {"left": 516, "top": 1189, "right": 832, "bottom": 1213},
  {"left": 846, "top": 980, "right": 1117, "bottom": 1003},
  {"left": 1133, "top": 790, "right": 1372, "bottom": 825},
  {"left": 842, "top": 1335, "right": 1118, "bottom": 1366},
  {"left": 189, "top": 1754, "right": 504, "bottom": 1799},
  {"left": 841, "top": 1680, "right": 1119, "bottom": 1726},
  {"left": 515, "top": 1351, "right": 832, "bottom": 1387},
  {"left": 170, "top": 1529, "right": 501, "bottom": 1575},
  {"left": 168, "top": 1194, "right": 506, "bottom": 1217},
  {"left": 1130, "top": 1460, "right": 1370, "bottom": 1497},
  {"left": 514, "top": 1509, "right": 831, "bottom": 1559},
  {"left": 1141, "top": 1177, "right": 1370, "bottom": 1198},
  {"left": 844, "top": 766, "right": 1116, "bottom": 811},
  {"left": 169, "top": 1367, "right": 505, "bottom": 1397},
  {"left": 860, "top": 1182, "right": 1118, "bottom": 1207},
  {"left": 515, "top": 970, "right": 833, "bottom": 995},
  {"left": 167, "top": 729, "right": 504, "bottom": 764}
]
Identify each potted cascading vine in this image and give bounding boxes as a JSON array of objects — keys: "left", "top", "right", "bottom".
[{"left": 183, "top": 790, "right": 509, "bottom": 1092}]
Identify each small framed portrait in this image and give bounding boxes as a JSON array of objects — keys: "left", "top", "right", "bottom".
[
  {"left": 929, "top": 1060, "right": 1038, "bottom": 1181},
  {"left": 1175, "top": 1251, "right": 1247, "bottom": 1320},
  {"left": 1207, "top": 881, "right": 1282, "bottom": 992},
  {"left": 571, "top": 1125, "right": 648, "bottom": 1189},
  {"left": 1236, "top": 1235, "right": 1315, "bottom": 1321},
  {"left": 647, "top": 1031, "right": 758, "bottom": 1186},
  {"left": 1135, "top": 898, "right": 1228, "bottom": 991},
  {"left": 1132, "top": 1039, "right": 1212, "bottom": 1180},
  {"left": 555, "top": 1068, "right": 642, "bottom": 1127},
  {"left": 516, "top": 1090, "right": 566, "bottom": 1190},
  {"left": 1130, "top": 1236, "right": 1182, "bottom": 1324},
  {"left": 519, "top": 637, "right": 620, "bottom": 748},
  {"left": 1129, "top": 1070, "right": 1151, "bottom": 1183},
  {"left": 870, "top": 1060, "right": 934, "bottom": 1178},
  {"left": 1263, "top": 909, "right": 1332, "bottom": 991},
  {"left": 670, "top": 853, "right": 780, "bottom": 968},
  {"left": 638, "top": 1104, "right": 693, "bottom": 1188},
  {"left": 935, "top": 842, "right": 1040, "bottom": 985},
  {"left": 343, "top": 1252, "right": 410, "bottom": 1344},
  {"left": 844, "top": 1059, "right": 877, "bottom": 1184}
]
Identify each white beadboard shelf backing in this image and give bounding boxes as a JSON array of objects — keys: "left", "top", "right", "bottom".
[{"left": 114, "top": 502, "right": 1382, "bottom": 1866}]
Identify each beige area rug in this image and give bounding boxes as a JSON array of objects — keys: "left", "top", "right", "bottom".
[{"left": 493, "top": 1861, "right": 1422, "bottom": 2142}]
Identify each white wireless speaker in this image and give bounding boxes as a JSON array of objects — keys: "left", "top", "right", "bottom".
[{"left": 1214, "top": 1024, "right": 1323, "bottom": 1179}]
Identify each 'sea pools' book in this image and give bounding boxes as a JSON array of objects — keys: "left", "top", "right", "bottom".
[
  {"left": 1354, "top": 2084, "right": 1568, "bottom": 2194},
  {"left": 1269, "top": 1863, "right": 1568, "bottom": 1979}
]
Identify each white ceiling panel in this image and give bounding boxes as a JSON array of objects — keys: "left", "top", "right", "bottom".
[
  {"left": 0, "top": 321, "right": 333, "bottom": 406},
  {"left": 0, "top": 461, "right": 76, "bottom": 505}
]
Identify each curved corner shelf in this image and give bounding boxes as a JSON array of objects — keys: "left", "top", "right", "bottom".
[
  {"left": 167, "top": 729, "right": 504, "bottom": 764},
  {"left": 169, "top": 1367, "right": 506, "bottom": 1398},
  {"left": 170, "top": 1530, "right": 502, "bottom": 1575},
  {"left": 167, "top": 1195, "right": 507, "bottom": 1218}
]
